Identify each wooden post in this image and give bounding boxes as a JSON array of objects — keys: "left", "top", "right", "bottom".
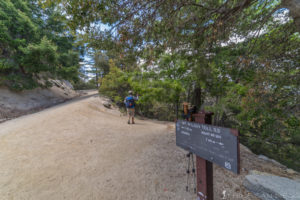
[
  {"left": 183, "top": 102, "right": 189, "bottom": 121},
  {"left": 193, "top": 111, "right": 214, "bottom": 200}
]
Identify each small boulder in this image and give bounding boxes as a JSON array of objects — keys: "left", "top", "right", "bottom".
[
  {"left": 286, "top": 168, "right": 297, "bottom": 174},
  {"left": 248, "top": 170, "right": 271, "bottom": 176},
  {"left": 258, "top": 155, "right": 270, "bottom": 161},
  {"left": 258, "top": 155, "right": 286, "bottom": 168},
  {"left": 244, "top": 173, "right": 300, "bottom": 200},
  {"left": 103, "top": 102, "right": 111, "bottom": 109}
]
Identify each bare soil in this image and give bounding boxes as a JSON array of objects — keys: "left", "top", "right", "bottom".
[
  {"left": 0, "top": 82, "right": 81, "bottom": 123},
  {"left": 0, "top": 95, "right": 299, "bottom": 200}
]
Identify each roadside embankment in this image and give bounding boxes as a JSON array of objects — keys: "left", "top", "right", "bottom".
[{"left": 0, "top": 80, "right": 79, "bottom": 123}]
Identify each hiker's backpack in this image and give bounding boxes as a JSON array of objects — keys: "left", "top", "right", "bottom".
[{"left": 125, "top": 96, "right": 135, "bottom": 108}]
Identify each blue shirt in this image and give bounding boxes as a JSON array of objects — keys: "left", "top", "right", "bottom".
[{"left": 124, "top": 95, "right": 138, "bottom": 108}]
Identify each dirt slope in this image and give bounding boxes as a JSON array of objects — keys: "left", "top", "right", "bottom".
[
  {"left": 0, "top": 80, "right": 81, "bottom": 123},
  {"left": 0, "top": 95, "right": 299, "bottom": 200}
]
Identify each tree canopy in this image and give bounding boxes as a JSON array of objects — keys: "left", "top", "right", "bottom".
[
  {"left": 0, "top": 0, "right": 81, "bottom": 90},
  {"left": 23, "top": 0, "right": 300, "bottom": 170}
]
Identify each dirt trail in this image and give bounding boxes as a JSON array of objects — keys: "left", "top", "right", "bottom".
[
  {"left": 0, "top": 95, "right": 298, "bottom": 200},
  {"left": 0, "top": 95, "right": 195, "bottom": 200}
]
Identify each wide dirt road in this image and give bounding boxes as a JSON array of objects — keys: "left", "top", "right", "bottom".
[
  {"left": 3, "top": 94, "right": 295, "bottom": 200},
  {"left": 0, "top": 94, "right": 195, "bottom": 200}
]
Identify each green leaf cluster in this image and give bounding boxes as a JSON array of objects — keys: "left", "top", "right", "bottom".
[{"left": 0, "top": 0, "right": 80, "bottom": 90}]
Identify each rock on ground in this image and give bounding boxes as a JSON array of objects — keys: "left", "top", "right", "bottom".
[
  {"left": 102, "top": 101, "right": 112, "bottom": 109},
  {"left": 244, "top": 172, "right": 300, "bottom": 200},
  {"left": 258, "top": 155, "right": 286, "bottom": 169}
]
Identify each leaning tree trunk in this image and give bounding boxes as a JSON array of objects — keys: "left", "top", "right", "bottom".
[{"left": 282, "top": 0, "right": 300, "bottom": 32}]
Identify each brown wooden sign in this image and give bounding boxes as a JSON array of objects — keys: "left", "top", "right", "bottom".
[{"left": 176, "top": 120, "right": 240, "bottom": 174}]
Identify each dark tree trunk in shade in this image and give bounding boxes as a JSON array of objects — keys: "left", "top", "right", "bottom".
[
  {"left": 191, "top": 87, "right": 202, "bottom": 112},
  {"left": 19, "top": 65, "right": 26, "bottom": 74}
]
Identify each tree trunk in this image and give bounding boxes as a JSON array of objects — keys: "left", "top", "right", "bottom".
[
  {"left": 95, "top": 68, "right": 99, "bottom": 88},
  {"left": 282, "top": 0, "right": 300, "bottom": 32},
  {"left": 191, "top": 87, "right": 202, "bottom": 112},
  {"left": 19, "top": 65, "right": 26, "bottom": 74},
  {"left": 176, "top": 101, "right": 179, "bottom": 120}
]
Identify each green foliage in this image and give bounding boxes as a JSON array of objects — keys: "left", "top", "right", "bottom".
[
  {"left": 45, "top": 0, "right": 300, "bottom": 170},
  {"left": 99, "top": 60, "right": 131, "bottom": 104},
  {"left": 20, "top": 37, "right": 58, "bottom": 73},
  {"left": 99, "top": 58, "right": 185, "bottom": 120},
  {"left": 73, "top": 78, "right": 97, "bottom": 90},
  {"left": 0, "top": 0, "right": 80, "bottom": 90}
]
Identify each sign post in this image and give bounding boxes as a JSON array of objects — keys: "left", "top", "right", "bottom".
[
  {"left": 176, "top": 111, "right": 240, "bottom": 200},
  {"left": 194, "top": 112, "right": 214, "bottom": 200}
]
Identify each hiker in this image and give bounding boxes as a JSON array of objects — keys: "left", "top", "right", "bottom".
[{"left": 124, "top": 91, "right": 138, "bottom": 124}]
